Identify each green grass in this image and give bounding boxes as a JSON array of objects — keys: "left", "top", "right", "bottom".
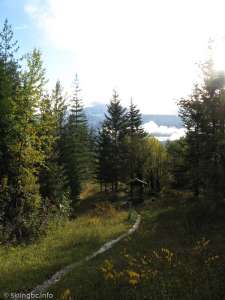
[
  {"left": 0, "top": 205, "right": 129, "bottom": 298},
  {"left": 50, "top": 199, "right": 225, "bottom": 300},
  {"left": 1, "top": 186, "right": 225, "bottom": 300}
]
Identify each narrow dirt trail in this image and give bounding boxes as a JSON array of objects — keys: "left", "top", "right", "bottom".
[{"left": 30, "top": 214, "right": 141, "bottom": 294}]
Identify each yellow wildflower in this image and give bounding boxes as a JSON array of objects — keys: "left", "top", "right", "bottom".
[{"left": 129, "top": 278, "right": 139, "bottom": 286}]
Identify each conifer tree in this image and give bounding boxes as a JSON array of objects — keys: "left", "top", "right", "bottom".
[
  {"left": 52, "top": 80, "right": 67, "bottom": 141},
  {"left": 126, "top": 98, "right": 146, "bottom": 180},
  {"left": 97, "top": 90, "right": 128, "bottom": 191},
  {"left": 63, "top": 75, "right": 90, "bottom": 210},
  {"left": 127, "top": 98, "right": 144, "bottom": 137},
  {"left": 95, "top": 125, "right": 114, "bottom": 191},
  {"left": 179, "top": 51, "right": 225, "bottom": 200}
]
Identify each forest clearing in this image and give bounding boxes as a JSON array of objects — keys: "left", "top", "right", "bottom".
[
  {"left": 1, "top": 185, "right": 225, "bottom": 299},
  {"left": 1, "top": 4, "right": 225, "bottom": 299}
]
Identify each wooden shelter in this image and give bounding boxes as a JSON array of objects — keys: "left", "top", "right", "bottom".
[{"left": 129, "top": 178, "right": 148, "bottom": 204}]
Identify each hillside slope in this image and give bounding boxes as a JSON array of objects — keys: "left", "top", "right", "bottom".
[
  {"left": 50, "top": 196, "right": 225, "bottom": 300},
  {"left": 0, "top": 202, "right": 129, "bottom": 298},
  {"left": 85, "top": 103, "right": 183, "bottom": 128}
]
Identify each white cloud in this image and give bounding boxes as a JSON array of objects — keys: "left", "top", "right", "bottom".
[
  {"left": 143, "top": 121, "right": 186, "bottom": 141},
  {"left": 24, "top": 0, "right": 225, "bottom": 113},
  {"left": 24, "top": 3, "right": 37, "bottom": 15}
]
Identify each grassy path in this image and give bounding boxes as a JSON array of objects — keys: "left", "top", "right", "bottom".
[
  {"left": 1, "top": 196, "right": 224, "bottom": 300},
  {"left": 49, "top": 201, "right": 225, "bottom": 300},
  {"left": 31, "top": 214, "right": 141, "bottom": 294},
  {"left": 0, "top": 208, "right": 129, "bottom": 298}
]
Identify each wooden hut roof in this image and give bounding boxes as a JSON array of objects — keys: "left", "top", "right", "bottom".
[{"left": 130, "top": 178, "right": 148, "bottom": 185}]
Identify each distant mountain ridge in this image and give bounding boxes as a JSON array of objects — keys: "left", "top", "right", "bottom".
[{"left": 85, "top": 103, "right": 183, "bottom": 128}]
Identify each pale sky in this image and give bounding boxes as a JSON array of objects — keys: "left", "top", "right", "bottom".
[{"left": 2, "top": 0, "right": 225, "bottom": 114}]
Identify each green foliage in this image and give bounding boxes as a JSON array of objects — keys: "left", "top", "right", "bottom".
[
  {"left": 0, "top": 22, "right": 44, "bottom": 242},
  {"left": 125, "top": 99, "right": 147, "bottom": 182},
  {"left": 95, "top": 126, "right": 115, "bottom": 189},
  {"left": 96, "top": 91, "right": 129, "bottom": 191},
  {"left": 166, "top": 138, "right": 188, "bottom": 189},
  {"left": 62, "top": 75, "right": 92, "bottom": 211},
  {"left": 179, "top": 55, "right": 225, "bottom": 200},
  {"left": 50, "top": 201, "right": 225, "bottom": 300},
  {"left": 52, "top": 80, "right": 67, "bottom": 133},
  {"left": 0, "top": 22, "right": 71, "bottom": 242},
  {"left": 95, "top": 93, "right": 168, "bottom": 196},
  {"left": 38, "top": 89, "right": 70, "bottom": 214},
  {"left": 144, "top": 137, "right": 168, "bottom": 193},
  {"left": 0, "top": 205, "right": 128, "bottom": 296},
  {"left": 104, "top": 90, "right": 129, "bottom": 189},
  {"left": 126, "top": 136, "right": 167, "bottom": 194},
  {"left": 127, "top": 98, "right": 145, "bottom": 137}
]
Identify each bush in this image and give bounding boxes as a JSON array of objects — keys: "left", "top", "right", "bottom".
[
  {"left": 98, "top": 239, "right": 225, "bottom": 299},
  {"left": 92, "top": 202, "right": 118, "bottom": 218}
]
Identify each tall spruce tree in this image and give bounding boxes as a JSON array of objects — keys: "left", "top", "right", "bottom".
[
  {"left": 97, "top": 90, "right": 128, "bottom": 191},
  {"left": 179, "top": 51, "right": 225, "bottom": 200},
  {"left": 127, "top": 98, "right": 144, "bottom": 137},
  {"left": 63, "top": 75, "right": 90, "bottom": 211},
  {"left": 126, "top": 98, "right": 146, "bottom": 180},
  {"left": 95, "top": 125, "right": 114, "bottom": 191}
]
